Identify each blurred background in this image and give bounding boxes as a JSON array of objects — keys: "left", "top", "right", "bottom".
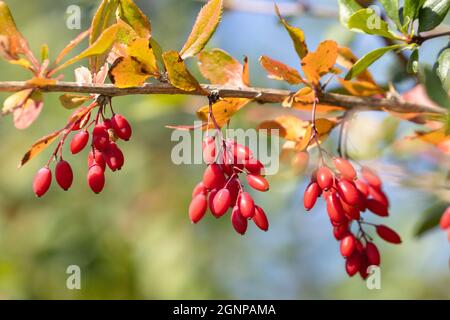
[{"left": 0, "top": 0, "right": 448, "bottom": 299}]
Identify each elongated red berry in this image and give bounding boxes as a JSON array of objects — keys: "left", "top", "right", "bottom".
[
  {"left": 291, "top": 151, "right": 309, "bottom": 175},
  {"left": 92, "top": 124, "right": 110, "bottom": 151},
  {"left": 33, "top": 167, "right": 52, "bottom": 197},
  {"left": 304, "top": 182, "right": 320, "bottom": 211},
  {"left": 246, "top": 174, "right": 269, "bottom": 192},
  {"left": 333, "top": 224, "right": 350, "bottom": 240},
  {"left": 212, "top": 188, "right": 231, "bottom": 217},
  {"left": 227, "top": 178, "right": 240, "bottom": 207},
  {"left": 55, "top": 160, "right": 73, "bottom": 191},
  {"left": 231, "top": 142, "right": 252, "bottom": 162},
  {"left": 88, "top": 149, "right": 106, "bottom": 171},
  {"left": 239, "top": 192, "right": 255, "bottom": 219},
  {"left": 337, "top": 179, "right": 359, "bottom": 206},
  {"left": 440, "top": 206, "right": 450, "bottom": 230},
  {"left": 366, "top": 199, "right": 388, "bottom": 217},
  {"left": 359, "top": 252, "right": 369, "bottom": 279},
  {"left": 340, "top": 199, "right": 360, "bottom": 220},
  {"left": 203, "top": 164, "right": 225, "bottom": 190},
  {"left": 104, "top": 142, "right": 124, "bottom": 171},
  {"left": 354, "top": 179, "right": 369, "bottom": 198},
  {"left": 369, "top": 186, "right": 389, "bottom": 207},
  {"left": 340, "top": 234, "right": 356, "bottom": 257},
  {"left": 202, "top": 136, "right": 216, "bottom": 164},
  {"left": 317, "top": 166, "right": 334, "bottom": 190},
  {"left": 253, "top": 205, "right": 269, "bottom": 231},
  {"left": 87, "top": 164, "right": 105, "bottom": 194},
  {"left": 231, "top": 206, "right": 247, "bottom": 235},
  {"left": 111, "top": 114, "right": 132, "bottom": 141},
  {"left": 362, "top": 166, "right": 382, "bottom": 189},
  {"left": 326, "top": 192, "right": 346, "bottom": 223},
  {"left": 376, "top": 224, "right": 402, "bottom": 244},
  {"left": 70, "top": 130, "right": 89, "bottom": 154},
  {"left": 189, "top": 194, "right": 207, "bottom": 223},
  {"left": 192, "top": 182, "right": 207, "bottom": 198},
  {"left": 365, "top": 242, "right": 381, "bottom": 266},
  {"left": 244, "top": 159, "right": 264, "bottom": 175},
  {"left": 333, "top": 157, "right": 356, "bottom": 180},
  {"left": 208, "top": 189, "right": 219, "bottom": 217},
  {"left": 72, "top": 111, "right": 91, "bottom": 131},
  {"left": 345, "top": 252, "right": 361, "bottom": 277}
]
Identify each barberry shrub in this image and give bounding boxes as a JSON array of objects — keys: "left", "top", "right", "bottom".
[{"left": 0, "top": 0, "right": 449, "bottom": 280}]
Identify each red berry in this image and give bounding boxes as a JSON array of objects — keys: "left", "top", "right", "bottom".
[
  {"left": 345, "top": 252, "right": 361, "bottom": 277},
  {"left": 291, "top": 151, "right": 309, "bottom": 175},
  {"left": 246, "top": 174, "right": 269, "bottom": 192},
  {"left": 202, "top": 136, "right": 216, "bottom": 164},
  {"left": 192, "top": 182, "right": 207, "bottom": 198},
  {"left": 354, "top": 179, "right": 369, "bottom": 198},
  {"left": 203, "top": 164, "right": 225, "bottom": 190},
  {"left": 211, "top": 188, "right": 231, "bottom": 217},
  {"left": 33, "top": 167, "right": 52, "bottom": 197},
  {"left": 72, "top": 111, "right": 91, "bottom": 131},
  {"left": 227, "top": 178, "right": 241, "bottom": 207},
  {"left": 92, "top": 124, "right": 110, "bottom": 151},
  {"left": 253, "top": 205, "right": 269, "bottom": 231},
  {"left": 365, "top": 242, "right": 381, "bottom": 266},
  {"left": 111, "top": 114, "right": 132, "bottom": 141},
  {"left": 340, "top": 234, "right": 356, "bottom": 257},
  {"left": 189, "top": 194, "right": 207, "bottom": 223},
  {"left": 104, "top": 142, "right": 124, "bottom": 171},
  {"left": 376, "top": 224, "right": 402, "bottom": 244},
  {"left": 88, "top": 149, "right": 106, "bottom": 171},
  {"left": 231, "top": 206, "right": 247, "bottom": 235},
  {"left": 333, "top": 157, "right": 356, "bottom": 180},
  {"left": 337, "top": 179, "right": 359, "bottom": 206},
  {"left": 239, "top": 191, "right": 255, "bottom": 219},
  {"left": 368, "top": 186, "right": 389, "bottom": 207},
  {"left": 303, "top": 182, "right": 320, "bottom": 211},
  {"left": 208, "top": 189, "right": 219, "bottom": 217},
  {"left": 361, "top": 166, "right": 382, "bottom": 189},
  {"left": 359, "top": 252, "right": 369, "bottom": 279},
  {"left": 87, "top": 164, "right": 105, "bottom": 194},
  {"left": 333, "top": 224, "right": 350, "bottom": 240},
  {"left": 366, "top": 199, "right": 389, "bottom": 217},
  {"left": 244, "top": 159, "right": 264, "bottom": 175},
  {"left": 326, "top": 192, "right": 346, "bottom": 223},
  {"left": 70, "top": 130, "right": 89, "bottom": 154},
  {"left": 316, "top": 166, "right": 334, "bottom": 190},
  {"left": 55, "top": 160, "right": 73, "bottom": 191},
  {"left": 231, "top": 142, "right": 252, "bottom": 162},
  {"left": 340, "top": 199, "right": 360, "bottom": 220},
  {"left": 440, "top": 206, "right": 450, "bottom": 230}
]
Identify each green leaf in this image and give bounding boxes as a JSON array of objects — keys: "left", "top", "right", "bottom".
[
  {"left": 59, "top": 94, "right": 91, "bottom": 109},
  {"left": 414, "top": 202, "right": 448, "bottom": 237},
  {"left": 337, "top": 0, "right": 363, "bottom": 26},
  {"left": 345, "top": 44, "right": 404, "bottom": 80},
  {"left": 275, "top": 4, "right": 308, "bottom": 59},
  {"left": 348, "top": 8, "right": 399, "bottom": 39},
  {"left": 162, "top": 50, "right": 202, "bottom": 91},
  {"left": 418, "top": 0, "right": 450, "bottom": 32},
  {"left": 150, "top": 37, "right": 165, "bottom": 72},
  {"left": 179, "top": 0, "right": 223, "bottom": 60},
  {"left": 403, "top": 0, "right": 426, "bottom": 23},
  {"left": 420, "top": 65, "right": 450, "bottom": 110},
  {"left": 435, "top": 48, "right": 450, "bottom": 90},
  {"left": 379, "top": 0, "right": 402, "bottom": 29},
  {"left": 407, "top": 48, "right": 419, "bottom": 74},
  {"left": 40, "top": 43, "right": 49, "bottom": 62},
  {"left": 118, "top": 0, "right": 151, "bottom": 38},
  {"left": 90, "top": 0, "right": 119, "bottom": 45}
]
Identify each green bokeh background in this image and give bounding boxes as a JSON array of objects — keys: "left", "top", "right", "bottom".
[{"left": 0, "top": 0, "right": 448, "bottom": 299}]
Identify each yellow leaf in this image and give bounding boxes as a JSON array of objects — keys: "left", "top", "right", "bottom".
[
  {"left": 295, "top": 118, "right": 337, "bottom": 151},
  {"left": 109, "top": 56, "right": 151, "bottom": 88},
  {"left": 275, "top": 4, "right": 308, "bottom": 59},
  {"left": 8, "top": 58, "right": 31, "bottom": 69},
  {"left": 337, "top": 78, "right": 384, "bottom": 97},
  {"left": 59, "top": 94, "right": 92, "bottom": 109},
  {"left": 163, "top": 50, "right": 202, "bottom": 92},
  {"left": 301, "top": 40, "right": 338, "bottom": 85},
  {"left": 196, "top": 98, "right": 250, "bottom": 128},
  {"left": 2, "top": 89, "right": 33, "bottom": 114},
  {"left": 118, "top": 0, "right": 151, "bottom": 38},
  {"left": 13, "top": 91, "right": 44, "bottom": 130},
  {"left": 180, "top": 0, "right": 223, "bottom": 59},
  {"left": 198, "top": 48, "right": 245, "bottom": 86},
  {"left": 259, "top": 55, "right": 303, "bottom": 85},
  {"left": 127, "top": 38, "right": 158, "bottom": 74},
  {"left": 415, "top": 127, "right": 450, "bottom": 146},
  {"left": 285, "top": 87, "right": 344, "bottom": 113},
  {"left": 19, "top": 130, "right": 61, "bottom": 168},
  {"left": 258, "top": 116, "right": 309, "bottom": 141},
  {"left": 0, "top": 1, "right": 29, "bottom": 56}
]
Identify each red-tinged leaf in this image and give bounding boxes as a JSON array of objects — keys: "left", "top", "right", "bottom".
[
  {"left": 284, "top": 87, "right": 344, "bottom": 112},
  {"left": 258, "top": 116, "right": 309, "bottom": 141},
  {"left": 301, "top": 40, "right": 338, "bottom": 85},
  {"left": 55, "top": 29, "right": 90, "bottom": 65},
  {"left": 90, "top": 0, "right": 119, "bottom": 45},
  {"left": 163, "top": 50, "right": 202, "bottom": 92},
  {"left": 196, "top": 98, "right": 250, "bottom": 129},
  {"left": 198, "top": 48, "right": 246, "bottom": 86},
  {"left": 19, "top": 130, "right": 62, "bottom": 168},
  {"left": 2, "top": 89, "right": 33, "bottom": 115},
  {"left": 180, "top": 0, "right": 223, "bottom": 59},
  {"left": 0, "top": 1, "right": 30, "bottom": 57},
  {"left": 259, "top": 55, "right": 303, "bottom": 85},
  {"left": 275, "top": 4, "right": 308, "bottom": 59},
  {"left": 118, "top": 0, "right": 151, "bottom": 38},
  {"left": 13, "top": 91, "right": 44, "bottom": 129}
]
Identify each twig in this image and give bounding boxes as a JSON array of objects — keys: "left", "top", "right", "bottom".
[{"left": 0, "top": 81, "right": 446, "bottom": 115}]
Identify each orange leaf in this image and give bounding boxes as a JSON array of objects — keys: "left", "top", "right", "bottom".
[
  {"left": 258, "top": 115, "right": 309, "bottom": 141},
  {"left": 337, "top": 78, "right": 384, "bottom": 97},
  {"left": 259, "top": 55, "right": 303, "bottom": 85},
  {"left": 196, "top": 98, "right": 250, "bottom": 129},
  {"left": 198, "top": 48, "right": 246, "bottom": 86},
  {"left": 414, "top": 127, "right": 450, "bottom": 153},
  {"left": 284, "top": 87, "right": 344, "bottom": 113},
  {"left": 242, "top": 56, "right": 250, "bottom": 87},
  {"left": 163, "top": 50, "right": 202, "bottom": 92},
  {"left": 301, "top": 40, "right": 338, "bottom": 85},
  {"left": 19, "top": 130, "right": 61, "bottom": 168}
]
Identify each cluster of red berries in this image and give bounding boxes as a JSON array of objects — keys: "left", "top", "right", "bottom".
[
  {"left": 32, "top": 110, "right": 132, "bottom": 197},
  {"left": 440, "top": 206, "right": 450, "bottom": 242},
  {"left": 303, "top": 157, "right": 402, "bottom": 278},
  {"left": 189, "top": 136, "right": 270, "bottom": 235}
]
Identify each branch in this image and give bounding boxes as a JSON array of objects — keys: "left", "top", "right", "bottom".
[{"left": 0, "top": 81, "right": 446, "bottom": 115}]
